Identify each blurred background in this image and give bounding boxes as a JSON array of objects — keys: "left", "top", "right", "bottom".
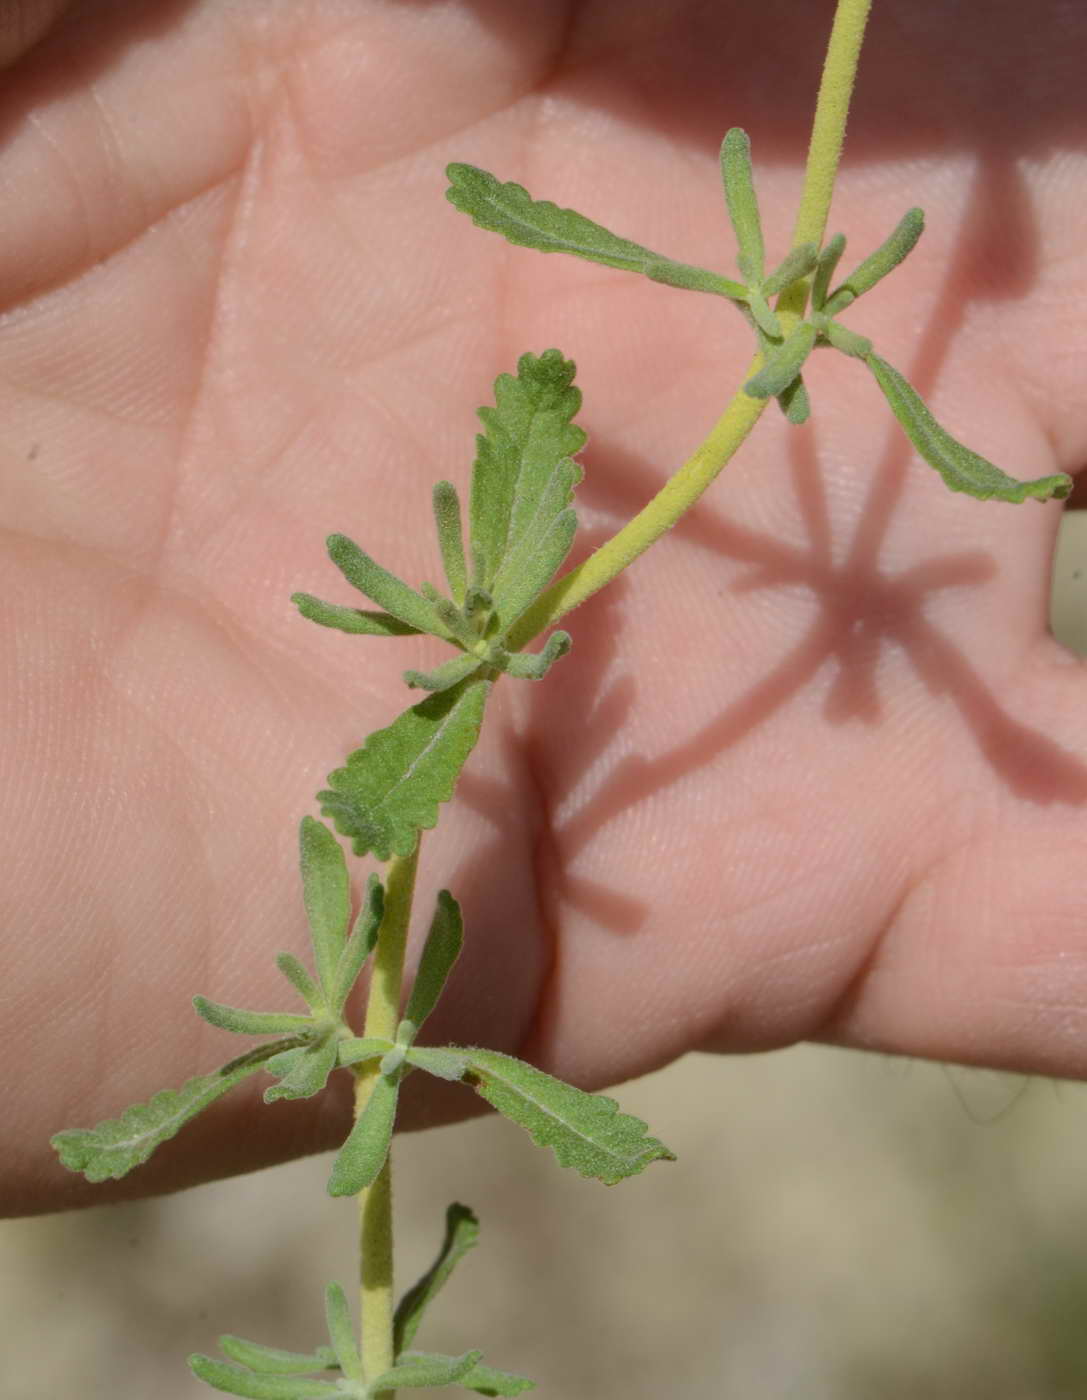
[{"left": 4, "top": 512, "right": 1086, "bottom": 1398}]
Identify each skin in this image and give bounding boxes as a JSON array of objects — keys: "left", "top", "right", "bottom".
[{"left": 2, "top": 0, "right": 1086, "bottom": 1216}]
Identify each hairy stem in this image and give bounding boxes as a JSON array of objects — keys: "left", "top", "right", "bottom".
[{"left": 356, "top": 842, "right": 420, "bottom": 1397}]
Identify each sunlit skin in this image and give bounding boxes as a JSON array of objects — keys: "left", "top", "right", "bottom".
[{"left": 3, "top": 0, "right": 1086, "bottom": 1215}]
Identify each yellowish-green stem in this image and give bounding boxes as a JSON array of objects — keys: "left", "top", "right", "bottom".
[{"left": 355, "top": 842, "right": 420, "bottom": 1397}]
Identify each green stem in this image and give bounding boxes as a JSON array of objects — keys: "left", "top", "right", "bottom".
[{"left": 355, "top": 842, "right": 420, "bottom": 1398}]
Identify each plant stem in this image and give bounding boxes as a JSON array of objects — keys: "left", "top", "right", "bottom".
[{"left": 355, "top": 842, "right": 420, "bottom": 1397}]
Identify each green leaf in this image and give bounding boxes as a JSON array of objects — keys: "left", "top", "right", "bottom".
[
  {"left": 327, "top": 1070, "right": 400, "bottom": 1196},
  {"left": 275, "top": 953, "right": 323, "bottom": 1012},
  {"left": 404, "top": 890, "right": 464, "bottom": 1032},
  {"left": 404, "top": 653, "right": 486, "bottom": 694},
  {"left": 192, "top": 998, "right": 314, "bottom": 1038},
  {"left": 319, "top": 677, "right": 490, "bottom": 862},
  {"left": 405, "top": 1047, "right": 471, "bottom": 1082},
  {"left": 462, "top": 1048, "right": 676, "bottom": 1185},
  {"left": 810, "top": 232, "right": 846, "bottom": 312},
  {"left": 776, "top": 376, "right": 810, "bottom": 425},
  {"left": 744, "top": 321, "right": 817, "bottom": 399},
  {"left": 263, "top": 1035, "right": 339, "bottom": 1104},
  {"left": 433, "top": 481, "right": 468, "bottom": 606},
  {"left": 644, "top": 258, "right": 747, "bottom": 301},
  {"left": 370, "top": 1351, "right": 482, "bottom": 1392},
  {"left": 291, "top": 593, "right": 421, "bottom": 638},
  {"left": 331, "top": 875, "right": 385, "bottom": 1015},
  {"left": 458, "top": 1360, "right": 537, "bottom": 1396},
  {"left": 865, "top": 354, "right": 1074, "bottom": 503},
  {"left": 189, "top": 1355, "right": 339, "bottom": 1399},
  {"left": 746, "top": 286, "right": 782, "bottom": 339},
  {"left": 446, "top": 163, "right": 672, "bottom": 276},
  {"left": 51, "top": 1041, "right": 301, "bottom": 1182},
  {"left": 338, "top": 1036, "right": 396, "bottom": 1068},
  {"left": 497, "top": 631, "right": 570, "bottom": 681},
  {"left": 720, "top": 128, "right": 765, "bottom": 283},
  {"left": 394, "top": 1203, "right": 480, "bottom": 1353},
  {"left": 761, "top": 242, "right": 818, "bottom": 297},
  {"left": 325, "top": 1283, "right": 363, "bottom": 1383},
  {"left": 327, "top": 535, "right": 449, "bottom": 639},
  {"left": 299, "top": 816, "right": 351, "bottom": 1004},
  {"left": 468, "top": 350, "right": 586, "bottom": 612},
  {"left": 819, "top": 319, "right": 872, "bottom": 359},
  {"left": 218, "top": 1337, "right": 339, "bottom": 1375},
  {"left": 824, "top": 207, "right": 924, "bottom": 313}
]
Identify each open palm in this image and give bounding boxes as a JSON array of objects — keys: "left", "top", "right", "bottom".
[{"left": 5, "top": 0, "right": 1086, "bottom": 1214}]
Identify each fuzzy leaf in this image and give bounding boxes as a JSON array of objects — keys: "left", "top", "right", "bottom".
[
  {"left": 644, "top": 258, "right": 747, "bottom": 301},
  {"left": 319, "top": 678, "right": 490, "bottom": 862},
  {"left": 744, "top": 321, "right": 818, "bottom": 399},
  {"left": 291, "top": 594, "right": 421, "bottom": 638},
  {"left": 458, "top": 1361, "right": 537, "bottom": 1396},
  {"left": 865, "top": 354, "right": 1073, "bottom": 503},
  {"left": 394, "top": 1203, "right": 480, "bottom": 1353},
  {"left": 263, "top": 1035, "right": 339, "bottom": 1104},
  {"left": 720, "top": 128, "right": 765, "bottom": 282},
  {"left": 275, "top": 953, "right": 323, "bottom": 1012},
  {"left": 327, "top": 1070, "right": 400, "bottom": 1196},
  {"left": 761, "top": 242, "right": 818, "bottom": 297},
  {"left": 776, "top": 376, "right": 810, "bottom": 425},
  {"left": 338, "top": 1036, "right": 396, "bottom": 1068},
  {"left": 810, "top": 232, "right": 846, "bottom": 312},
  {"left": 405, "top": 1047, "right": 471, "bottom": 1082},
  {"left": 218, "top": 1337, "right": 339, "bottom": 1376},
  {"left": 327, "top": 535, "right": 449, "bottom": 638},
  {"left": 331, "top": 875, "right": 385, "bottom": 1015},
  {"left": 463, "top": 1048, "right": 675, "bottom": 1185},
  {"left": 404, "top": 653, "right": 485, "bottom": 694},
  {"left": 820, "top": 320, "right": 872, "bottom": 359},
  {"left": 433, "top": 480, "right": 468, "bottom": 605},
  {"left": 746, "top": 286, "right": 782, "bottom": 338},
  {"left": 446, "top": 163, "right": 670, "bottom": 276},
  {"left": 498, "top": 630, "right": 571, "bottom": 680},
  {"left": 51, "top": 1041, "right": 301, "bottom": 1182},
  {"left": 189, "top": 1355, "right": 338, "bottom": 1399},
  {"left": 370, "top": 1351, "right": 482, "bottom": 1392},
  {"left": 468, "top": 350, "right": 585, "bottom": 612},
  {"left": 325, "top": 1283, "right": 363, "bottom": 1382},
  {"left": 404, "top": 891, "right": 464, "bottom": 1032},
  {"left": 192, "top": 998, "right": 314, "bottom": 1038},
  {"left": 825, "top": 207, "right": 924, "bottom": 313},
  {"left": 299, "top": 816, "right": 351, "bottom": 1003}
]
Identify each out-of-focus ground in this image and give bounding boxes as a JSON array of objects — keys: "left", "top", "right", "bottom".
[{"left": 5, "top": 514, "right": 1087, "bottom": 1399}]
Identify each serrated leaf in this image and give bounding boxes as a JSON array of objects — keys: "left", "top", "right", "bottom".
[
  {"left": 370, "top": 1350, "right": 482, "bottom": 1392},
  {"left": 761, "top": 242, "right": 818, "bottom": 297},
  {"left": 458, "top": 1360, "right": 537, "bottom": 1396},
  {"left": 51, "top": 1040, "right": 301, "bottom": 1182},
  {"left": 275, "top": 953, "right": 323, "bottom": 1012},
  {"left": 405, "top": 1047, "right": 471, "bottom": 1082},
  {"left": 299, "top": 816, "right": 351, "bottom": 1004},
  {"left": 865, "top": 354, "right": 1073, "bottom": 503},
  {"left": 446, "top": 163, "right": 671, "bottom": 276},
  {"left": 498, "top": 630, "right": 571, "bottom": 680},
  {"left": 720, "top": 128, "right": 765, "bottom": 283},
  {"left": 292, "top": 593, "right": 421, "bottom": 638},
  {"left": 744, "top": 321, "right": 818, "bottom": 399},
  {"left": 644, "top": 258, "right": 747, "bottom": 301},
  {"left": 327, "top": 1070, "right": 400, "bottom": 1197},
  {"left": 810, "top": 232, "right": 846, "bottom": 312},
  {"left": 218, "top": 1337, "right": 339, "bottom": 1376},
  {"left": 263, "top": 1035, "right": 339, "bottom": 1104},
  {"left": 327, "top": 535, "right": 449, "bottom": 638},
  {"left": 433, "top": 481, "right": 468, "bottom": 605},
  {"left": 338, "top": 1036, "right": 396, "bottom": 1068},
  {"left": 462, "top": 1048, "right": 675, "bottom": 1185},
  {"left": 192, "top": 997, "right": 314, "bottom": 1038},
  {"left": 404, "top": 653, "right": 485, "bottom": 694},
  {"left": 394, "top": 1203, "right": 480, "bottom": 1353},
  {"left": 468, "top": 350, "right": 586, "bottom": 611},
  {"left": 319, "top": 677, "right": 490, "bottom": 861},
  {"left": 189, "top": 1355, "right": 339, "bottom": 1399},
  {"left": 325, "top": 1283, "right": 363, "bottom": 1382},
  {"left": 331, "top": 875, "right": 385, "bottom": 1015},
  {"left": 404, "top": 891, "right": 463, "bottom": 1032},
  {"left": 824, "top": 207, "right": 924, "bottom": 313}
]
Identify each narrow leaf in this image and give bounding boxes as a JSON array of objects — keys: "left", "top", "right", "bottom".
[
  {"left": 51, "top": 1040, "right": 301, "bottom": 1182},
  {"left": 331, "top": 874, "right": 385, "bottom": 1015},
  {"left": 319, "top": 677, "right": 490, "bottom": 862},
  {"left": 776, "top": 376, "right": 810, "bottom": 425},
  {"left": 820, "top": 320, "right": 872, "bottom": 359},
  {"left": 338, "top": 1036, "right": 396, "bottom": 1068},
  {"left": 327, "top": 535, "right": 449, "bottom": 638},
  {"left": 291, "top": 593, "right": 421, "bottom": 638},
  {"left": 498, "top": 631, "right": 571, "bottom": 681},
  {"left": 761, "top": 242, "right": 818, "bottom": 297},
  {"left": 325, "top": 1283, "right": 363, "bottom": 1382},
  {"left": 404, "top": 653, "right": 485, "bottom": 694},
  {"left": 404, "top": 891, "right": 464, "bottom": 1031},
  {"left": 463, "top": 1048, "right": 676, "bottom": 1185},
  {"left": 370, "top": 1351, "right": 482, "bottom": 1392},
  {"left": 446, "top": 163, "right": 671, "bottom": 275},
  {"left": 405, "top": 1047, "right": 471, "bottom": 1082},
  {"left": 192, "top": 998, "right": 314, "bottom": 1038},
  {"left": 644, "top": 258, "right": 747, "bottom": 301},
  {"left": 810, "top": 232, "right": 846, "bottom": 312},
  {"left": 394, "top": 1204, "right": 480, "bottom": 1352},
  {"left": 744, "top": 321, "right": 817, "bottom": 399},
  {"left": 746, "top": 286, "right": 781, "bottom": 339},
  {"left": 720, "top": 128, "right": 765, "bottom": 282},
  {"left": 218, "top": 1338, "right": 338, "bottom": 1376},
  {"left": 865, "top": 354, "right": 1074, "bottom": 503},
  {"left": 327, "top": 1071, "right": 400, "bottom": 1196},
  {"left": 299, "top": 816, "right": 351, "bottom": 1003},
  {"left": 433, "top": 481, "right": 468, "bottom": 605},
  {"left": 275, "top": 953, "right": 323, "bottom": 1012},
  {"left": 487, "top": 496, "right": 579, "bottom": 635},
  {"left": 825, "top": 207, "right": 924, "bottom": 313},
  {"left": 188, "top": 1355, "right": 338, "bottom": 1399},
  {"left": 458, "top": 1361, "right": 537, "bottom": 1396},
  {"left": 263, "top": 1035, "right": 339, "bottom": 1104},
  {"left": 468, "top": 350, "right": 585, "bottom": 601}
]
